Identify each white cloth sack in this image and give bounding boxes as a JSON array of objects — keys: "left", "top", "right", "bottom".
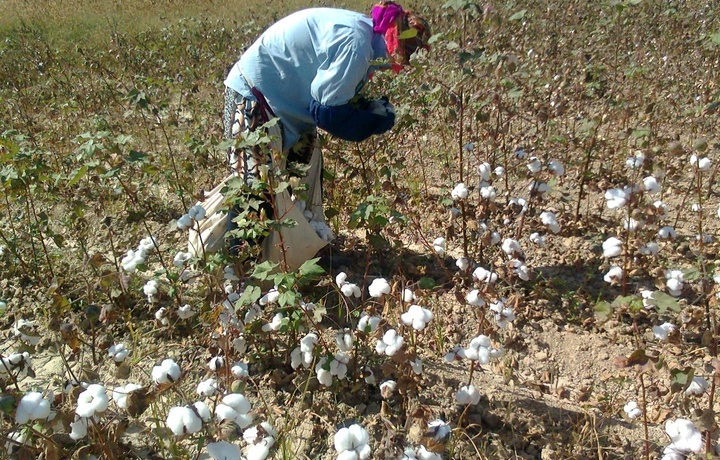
[{"left": 189, "top": 122, "right": 328, "bottom": 272}]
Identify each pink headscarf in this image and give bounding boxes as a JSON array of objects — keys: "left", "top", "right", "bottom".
[{"left": 371, "top": 2, "right": 405, "bottom": 72}]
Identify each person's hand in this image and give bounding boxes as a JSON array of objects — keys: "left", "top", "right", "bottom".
[{"left": 367, "top": 97, "right": 395, "bottom": 118}]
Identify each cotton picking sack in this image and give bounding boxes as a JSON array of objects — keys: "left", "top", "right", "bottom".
[{"left": 188, "top": 122, "right": 328, "bottom": 272}]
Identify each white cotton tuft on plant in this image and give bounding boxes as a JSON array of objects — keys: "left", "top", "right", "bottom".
[
  {"left": 547, "top": 159, "right": 565, "bottom": 176},
  {"left": 432, "top": 237, "right": 446, "bottom": 257},
  {"left": 480, "top": 185, "right": 496, "bottom": 200},
  {"left": 509, "top": 197, "right": 528, "bottom": 214},
  {"left": 473, "top": 266, "right": 497, "bottom": 284},
  {"left": 451, "top": 182, "right": 469, "bottom": 200},
  {"left": 15, "top": 392, "right": 51, "bottom": 424},
  {"left": 685, "top": 376, "right": 708, "bottom": 396},
  {"left": 166, "top": 405, "right": 203, "bottom": 436},
  {"left": 526, "top": 157, "right": 542, "bottom": 174},
  {"left": 335, "top": 330, "right": 354, "bottom": 352},
  {"left": 540, "top": 211, "right": 561, "bottom": 233},
  {"left": 376, "top": 329, "right": 404, "bottom": 356},
  {"left": 336, "top": 272, "right": 348, "bottom": 287},
  {"left": 410, "top": 358, "right": 423, "bottom": 375},
  {"left": 178, "top": 304, "right": 195, "bottom": 319},
  {"left": 151, "top": 358, "right": 181, "bottom": 385},
  {"left": 176, "top": 214, "right": 193, "bottom": 231},
  {"left": 490, "top": 231, "right": 502, "bottom": 246},
  {"left": 112, "top": 383, "right": 142, "bottom": 410},
  {"left": 623, "top": 401, "right": 642, "bottom": 419},
  {"left": 604, "top": 188, "right": 628, "bottom": 209},
  {"left": 478, "top": 162, "right": 492, "bottom": 182},
  {"left": 691, "top": 203, "right": 701, "bottom": 212},
  {"left": 530, "top": 232, "right": 546, "bottom": 247},
  {"left": 603, "top": 266, "right": 623, "bottom": 284},
  {"left": 510, "top": 259, "right": 530, "bottom": 281},
  {"left": 529, "top": 181, "right": 550, "bottom": 196},
  {"left": 215, "top": 393, "right": 253, "bottom": 428},
  {"left": 357, "top": 313, "right": 381, "bottom": 333},
  {"left": 259, "top": 288, "right": 280, "bottom": 306},
  {"left": 461, "top": 335, "right": 501, "bottom": 364},
  {"left": 466, "top": 289, "right": 486, "bottom": 307},
  {"left": 626, "top": 150, "right": 645, "bottom": 169},
  {"left": 653, "top": 322, "right": 676, "bottom": 341},
  {"left": 490, "top": 299, "right": 515, "bottom": 328},
  {"left": 75, "top": 384, "right": 109, "bottom": 418},
  {"left": 143, "top": 279, "right": 159, "bottom": 301},
  {"left": 334, "top": 424, "right": 371, "bottom": 460},
  {"left": 402, "top": 288, "right": 416, "bottom": 303},
  {"left": 108, "top": 343, "right": 130, "bottom": 363},
  {"left": 315, "top": 359, "right": 333, "bottom": 387},
  {"left": 639, "top": 242, "right": 659, "bottom": 256},
  {"left": 690, "top": 154, "right": 712, "bottom": 170},
  {"left": 244, "top": 422, "right": 276, "bottom": 460},
  {"left": 456, "top": 257, "right": 470, "bottom": 271},
  {"left": 658, "top": 226, "right": 677, "bottom": 239},
  {"left": 341, "top": 283, "right": 362, "bottom": 298},
  {"left": 368, "top": 278, "right": 391, "bottom": 298},
  {"left": 501, "top": 238, "right": 524, "bottom": 258},
  {"left": 207, "top": 441, "right": 242, "bottom": 460},
  {"left": 663, "top": 418, "right": 703, "bottom": 456},
  {"left": 427, "top": 419, "right": 451, "bottom": 443},
  {"left": 69, "top": 416, "right": 89, "bottom": 440},
  {"left": 494, "top": 166, "right": 505, "bottom": 177},
  {"left": 138, "top": 236, "right": 157, "bottom": 253},
  {"left": 665, "top": 269, "right": 684, "bottom": 296},
  {"left": 197, "top": 378, "right": 218, "bottom": 397},
  {"left": 456, "top": 384, "right": 481, "bottom": 406},
  {"left": 208, "top": 356, "right": 225, "bottom": 372},
  {"left": 154, "top": 307, "right": 169, "bottom": 325},
  {"left": 602, "top": 237, "right": 623, "bottom": 258},
  {"left": 173, "top": 251, "right": 192, "bottom": 267},
  {"left": 262, "top": 313, "right": 285, "bottom": 332},
  {"left": 231, "top": 361, "right": 249, "bottom": 379},
  {"left": 643, "top": 176, "right": 661, "bottom": 194},
  {"left": 401, "top": 305, "right": 434, "bottom": 331}
]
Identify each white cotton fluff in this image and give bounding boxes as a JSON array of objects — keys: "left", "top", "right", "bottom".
[
  {"left": 451, "top": 183, "right": 469, "bottom": 200},
  {"left": 215, "top": 393, "right": 253, "bottom": 428},
  {"left": 151, "top": 359, "right": 181, "bottom": 385},
  {"left": 15, "top": 392, "right": 51, "bottom": 424},
  {"left": 76, "top": 384, "right": 109, "bottom": 418},
  {"left": 334, "top": 424, "right": 371, "bottom": 460},
  {"left": 602, "top": 237, "right": 623, "bottom": 258},
  {"left": 368, "top": 278, "right": 391, "bottom": 298},
  {"left": 401, "top": 305, "right": 434, "bottom": 331},
  {"left": 376, "top": 329, "right": 403, "bottom": 356},
  {"left": 456, "top": 384, "right": 481, "bottom": 405}
]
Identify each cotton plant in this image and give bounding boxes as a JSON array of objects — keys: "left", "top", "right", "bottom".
[
  {"left": 685, "top": 376, "right": 708, "bottom": 396},
  {"left": 432, "top": 237, "right": 446, "bottom": 258},
  {"left": 112, "top": 383, "right": 142, "bottom": 410},
  {"left": 244, "top": 421, "right": 277, "bottom": 460},
  {"left": 602, "top": 237, "right": 623, "bottom": 258},
  {"left": 401, "top": 305, "right": 434, "bottom": 331},
  {"left": 215, "top": 393, "right": 253, "bottom": 428},
  {"left": 450, "top": 182, "right": 469, "bottom": 200},
  {"left": 231, "top": 361, "right": 250, "bottom": 379},
  {"left": 334, "top": 423, "right": 371, "bottom": 460},
  {"left": 178, "top": 304, "right": 196, "bottom": 319},
  {"left": 455, "top": 384, "right": 481, "bottom": 405},
  {"left": 15, "top": 391, "right": 51, "bottom": 424},
  {"left": 689, "top": 154, "right": 712, "bottom": 171},
  {"left": 472, "top": 266, "right": 497, "bottom": 284},
  {"left": 357, "top": 313, "right": 381, "bottom": 334},
  {"left": 166, "top": 402, "right": 211, "bottom": 436},
  {"left": 143, "top": 279, "right": 160, "bottom": 303},
  {"left": 76, "top": 384, "right": 109, "bottom": 418},
  {"left": 465, "top": 289, "right": 486, "bottom": 307},
  {"left": 151, "top": 358, "right": 182, "bottom": 385},
  {"left": 652, "top": 322, "right": 676, "bottom": 341},
  {"left": 376, "top": 329, "right": 404, "bottom": 357},
  {"left": 12, "top": 319, "right": 40, "bottom": 346},
  {"left": 661, "top": 418, "right": 703, "bottom": 459},
  {"left": 529, "top": 232, "right": 546, "bottom": 247},
  {"left": 665, "top": 269, "right": 684, "bottom": 296},
  {"left": 207, "top": 442, "right": 242, "bottom": 460},
  {"left": 261, "top": 313, "right": 285, "bottom": 332},
  {"left": 155, "top": 307, "right": 169, "bottom": 326},
  {"left": 108, "top": 343, "right": 130, "bottom": 363},
  {"left": 490, "top": 299, "right": 515, "bottom": 328},
  {"left": 400, "top": 446, "right": 443, "bottom": 460},
  {"left": 176, "top": 204, "right": 207, "bottom": 231},
  {"left": 603, "top": 266, "right": 623, "bottom": 285},
  {"left": 461, "top": 335, "right": 502, "bottom": 364},
  {"left": 368, "top": 278, "right": 391, "bottom": 298},
  {"left": 120, "top": 235, "right": 157, "bottom": 272},
  {"left": 539, "top": 211, "right": 561, "bottom": 234},
  {"left": 197, "top": 378, "right": 219, "bottom": 397},
  {"left": 336, "top": 272, "right": 361, "bottom": 298},
  {"left": 623, "top": 401, "right": 642, "bottom": 419}
]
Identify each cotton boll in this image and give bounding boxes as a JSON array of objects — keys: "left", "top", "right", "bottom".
[
  {"left": 376, "top": 329, "right": 403, "bottom": 356},
  {"left": 231, "top": 361, "right": 250, "bottom": 379},
  {"left": 173, "top": 251, "right": 192, "bottom": 267},
  {"left": 603, "top": 266, "right": 623, "bottom": 284},
  {"left": 401, "top": 305, "right": 434, "bottom": 331},
  {"left": 188, "top": 204, "right": 206, "bottom": 220},
  {"left": 451, "top": 183, "right": 469, "bottom": 200},
  {"left": 605, "top": 188, "right": 628, "bottom": 209},
  {"left": 456, "top": 384, "right": 481, "bottom": 405},
  {"left": 465, "top": 289, "right": 486, "bottom": 307},
  {"left": 494, "top": 166, "right": 505, "bottom": 177},
  {"left": 639, "top": 242, "right": 659, "bottom": 256},
  {"left": 623, "top": 217, "right": 643, "bottom": 231},
  {"left": 197, "top": 378, "right": 218, "bottom": 397},
  {"left": 368, "top": 278, "right": 391, "bottom": 298},
  {"left": 480, "top": 185, "right": 496, "bottom": 200},
  {"left": 76, "top": 384, "right": 109, "bottom": 418},
  {"left": 653, "top": 322, "right": 676, "bottom": 341},
  {"left": 178, "top": 304, "right": 195, "bottom": 319},
  {"left": 261, "top": 313, "right": 285, "bottom": 332},
  {"left": 167, "top": 405, "right": 203, "bottom": 436},
  {"left": 547, "top": 160, "right": 565, "bottom": 175},
  {"left": 540, "top": 211, "right": 561, "bottom": 233},
  {"left": 456, "top": 257, "right": 469, "bottom": 271},
  {"left": 335, "top": 331, "right": 354, "bottom": 352},
  {"left": 685, "top": 376, "right": 708, "bottom": 396},
  {"left": 658, "top": 226, "right": 676, "bottom": 239},
  {"left": 215, "top": 393, "right": 252, "bottom": 428},
  {"left": 335, "top": 272, "right": 348, "bottom": 287},
  {"left": 602, "top": 237, "right": 623, "bottom": 258},
  {"left": 108, "top": 343, "right": 130, "bottom": 363},
  {"left": 472, "top": 266, "right": 497, "bottom": 284},
  {"left": 432, "top": 237, "right": 446, "bottom": 257},
  {"left": 478, "top": 162, "right": 492, "bottom": 181},
  {"left": 623, "top": 401, "right": 642, "bottom": 419},
  {"left": 151, "top": 359, "right": 181, "bottom": 385},
  {"left": 176, "top": 214, "right": 193, "bottom": 231},
  {"left": 643, "top": 176, "right": 661, "bottom": 194},
  {"left": 15, "top": 392, "right": 51, "bottom": 424},
  {"left": 334, "top": 424, "right": 371, "bottom": 460},
  {"left": 341, "top": 283, "right": 361, "bottom": 298},
  {"left": 530, "top": 232, "right": 546, "bottom": 247},
  {"left": 207, "top": 441, "right": 242, "bottom": 460},
  {"left": 626, "top": 151, "right": 645, "bottom": 169},
  {"left": 69, "top": 416, "right": 89, "bottom": 440},
  {"left": 112, "top": 383, "right": 142, "bottom": 410},
  {"left": 526, "top": 157, "right": 542, "bottom": 173},
  {"left": 664, "top": 418, "right": 703, "bottom": 454},
  {"left": 357, "top": 314, "right": 381, "bottom": 333}
]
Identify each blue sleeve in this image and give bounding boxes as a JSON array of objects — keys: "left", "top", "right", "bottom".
[{"left": 309, "top": 99, "right": 395, "bottom": 142}]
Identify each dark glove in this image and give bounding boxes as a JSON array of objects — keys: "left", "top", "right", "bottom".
[{"left": 309, "top": 98, "right": 395, "bottom": 142}]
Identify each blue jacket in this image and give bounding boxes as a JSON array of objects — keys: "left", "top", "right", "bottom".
[{"left": 225, "top": 8, "right": 391, "bottom": 150}]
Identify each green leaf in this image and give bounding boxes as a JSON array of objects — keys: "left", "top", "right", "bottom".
[
  {"left": 594, "top": 300, "right": 612, "bottom": 322},
  {"left": 278, "top": 290, "right": 301, "bottom": 308},
  {"left": 237, "top": 285, "right": 261, "bottom": 308},
  {"left": 251, "top": 261, "right": 278, "bottom": 281},
  {"left": 508, "top": 9, "right": 527, "bottom": 21},
  {"left": 67, "top": 165, "right": 88, "bottom": 187},
  {"left": 298, "top": 257, "right": 325, "bottom": 279},
  {"left": 418, "top": 277, "right": 436, "bottom": 289},
  {"left": 670, "top": 367, "right": 694, "bottom": 393},
  {"left": 681, "top": 267, "right": 702, "bottom": 281},
  {"left": 645, "top": 291, "right": 680, "bottom": 313},
  {"left": 398, "top": 28, "right": 418, "bottom": 40}
]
